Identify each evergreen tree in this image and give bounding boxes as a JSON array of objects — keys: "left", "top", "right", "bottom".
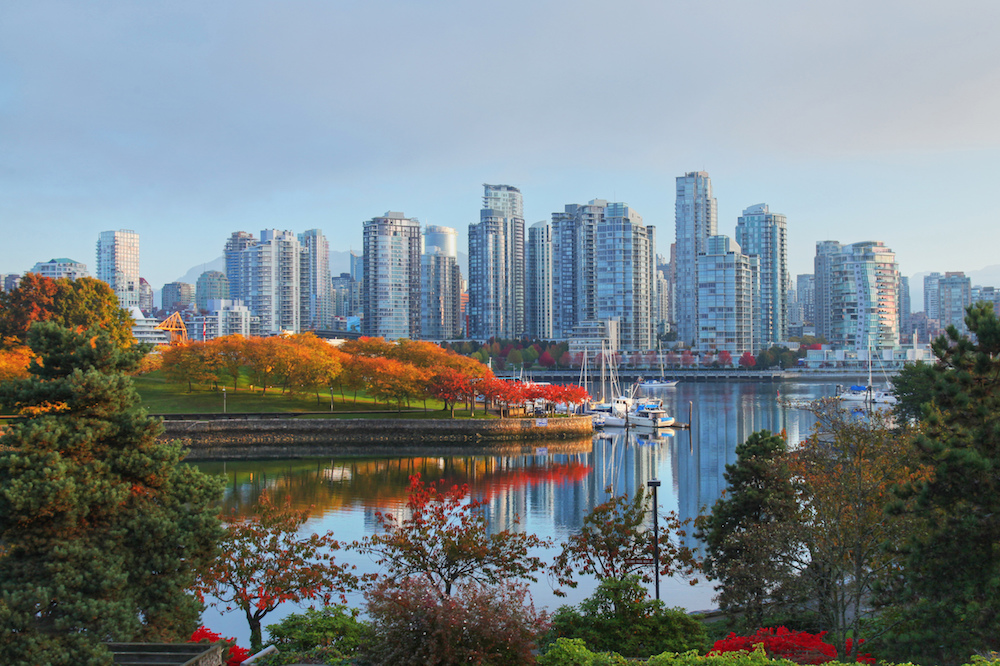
[
  {"left": 0, "top": 323, "right": 222, "bottom": 665},
  {"left": 886, "top": 302, "right": 1000, "bottom": 664},
  {"left": 695, "top": 430, "right": 800, "bottom": 629}
]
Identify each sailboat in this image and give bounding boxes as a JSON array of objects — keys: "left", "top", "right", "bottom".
[
  {"left": 639, "top": 341, "right": 679, "bottom": 388},
  {"left": 836, "top": 338, "right": 896, "bottom": 406}
]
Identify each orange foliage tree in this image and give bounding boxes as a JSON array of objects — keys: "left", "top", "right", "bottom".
[{"left": 196, "top": 492, "right": 358, "bottom": 652}]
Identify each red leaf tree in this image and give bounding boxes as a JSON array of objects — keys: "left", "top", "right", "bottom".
[
  {"left": 739, "top": 351, "right": 757, "bottom": 368},
  {"left": 354, "top": 475, "right": 549, "bottom": 597},
  {"left": 196, "top": 492, "right": 358, "bottom": 651}
]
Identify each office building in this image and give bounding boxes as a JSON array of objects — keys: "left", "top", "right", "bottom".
[
  {"left": 421, "top": 225, "right": 463, "bottom": 340},
  {"left": 468, "top": 184, "right": 525, "bottom": 339},
  {"left": 595, "top": 203, "right": 655, "bottom": 351},
  {"left": 936, "top": 271, "right": 972, "bottom": 335},
  {"left": 190, "top": 300, "right": 253, "bottom": 341},
  {"left": 29, "top": 258, "right": 89, "bottom": 281},
  {"left": 362, "top": 212, "right": 422, "bottom": 340},
  {"left": 526, "top": 221, "right": 553, "bottom": 339},
  {"left": 814, "top": 240, "right": 900, "bottom": 350},
  {"left": 735, "top": 203, "right": 788, "bottom": 347},
  {"left": 924, "top": 272, "right": 943, "bottom": 321},
  {"left": 696, "top": 235, "right": 759, "bottom": 355},
  {"left": 138, "top": 278, "right": 154, "bottom": 314},
  {"left": 675, "top": 172, "right": 718, "bottom": 347},
  {"left": 96, "top": 229, "right": 140, "bottom": 308}
]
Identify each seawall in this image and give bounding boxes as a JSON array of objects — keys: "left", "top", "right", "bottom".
[{"left": 161, "top": 415, "right": 594, "bottom": 460}]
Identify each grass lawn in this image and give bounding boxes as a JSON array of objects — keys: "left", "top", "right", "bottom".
[{"left": 132, "top": 370, "right": 498, "bottom": 419}]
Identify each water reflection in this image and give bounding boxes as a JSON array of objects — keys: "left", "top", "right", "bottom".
[{"left": 189, "top": 380, "right": 833, "bottom": 643}]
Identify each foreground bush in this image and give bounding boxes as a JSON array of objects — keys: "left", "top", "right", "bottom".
[
  {"left": 549, "top": 577, "right": 706, "bottom": 657},
  {"left": 265, "top": 606, "right": 366, "bottom": 654},
  {"left": 363, "top": 577, "right": 548, "bottom": 665},
  {"left": 710, "top": 627, "right": 873, "bottom": 664}
]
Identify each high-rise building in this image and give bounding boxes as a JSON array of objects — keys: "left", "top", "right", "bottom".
[
  {"left": 29, "top": 258, "right": 89, "bottom": 280},
  {"left": 298, "top": 229, "right": 333, "bottom": 331},
  {"left": 224, "top": 231, "right": 257, "bottom": 304},
  {"left": 195, "top": 270, "right": 230, "bottom": 312},
  {"left": 96, "top": 229, "right": 140, "bottom": 309},
  {"left": 138, "top": 278, "right": 154, "bottom": 314},
  {"left": 696, "top": 235, "right": 759, "bottom": 355},
  {"left": 421, "top": 225, "right": 463, "bottom": 340},
  {"left": 675, "top": 172, "right": 718, "bottom": 347},
  {"left": 814, "top": 240, "right": 900, "bottom": 350},
  {"left": 595, "top": 203, "right": 655, "bottom": 352},
  {"left": 551, "top": 200, "right": 604, "bottom": 339},
  {"left": 362, "top": 212, "right": 422, "bottom": 340},
  {"left": 923, "top": 272, "right": 943, "bottom": 321},
  {"left": 796, "top": 274, "right": 816, "bottom": 325},
  {"left": 735, "top": 203, "right": 788, "bottom": 347},
  {"left": 937, "top": 271, "right": 972, "bottom": 335},
  {"left": 0, "top": 274, "right": 21, "bottom": 292},
  {"left": 161, "top": 282, "right": 195, "bottom": 312},
  {"left": 526, "top": 221, "right": 553, "bottom": 339},
  {"left": 468, "top": 184, "right": 525, "bottom": 339},
  {"left": 899, "top": 275, "right": 912, "bottom": 342},
  {"left": 236, "top": 230, "right": 302, "bottom": 335}
]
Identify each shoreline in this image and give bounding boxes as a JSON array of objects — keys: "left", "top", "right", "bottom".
[{"left": 161, "top": 415, "right": 594, "bottom": 460}]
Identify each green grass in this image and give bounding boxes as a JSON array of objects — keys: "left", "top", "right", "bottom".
[{"left": 131, "top": 370, "right": 498, "bottom": 419}]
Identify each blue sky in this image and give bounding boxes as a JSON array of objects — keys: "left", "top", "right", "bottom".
[{"left": 2, "top": 1, "right": 1000, "bottom": 293}]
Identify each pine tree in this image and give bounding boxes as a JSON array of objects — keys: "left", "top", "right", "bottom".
[
  {"left": 0, "top": 323, "right": 223, "bottom": 665},
  {"left": 695, "top": 430, "right": 800, "bottom": 629},
  {"left": 886, "top": 302, "right": 1000, "bottom": 664}
]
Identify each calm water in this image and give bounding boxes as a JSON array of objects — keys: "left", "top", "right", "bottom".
[{"left": 189, "top": 380, "right": 835, "bottom": 646}]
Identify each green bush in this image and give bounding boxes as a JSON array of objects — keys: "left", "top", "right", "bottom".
[
  {"left": 255, "top": 646, "right": 355, "bottom": 666},
  {"left": 549, "top": 576, "right": 707, "bottom": 658},
  {"left": 264, "top": 606, "right": 366, "bottom": 654}
]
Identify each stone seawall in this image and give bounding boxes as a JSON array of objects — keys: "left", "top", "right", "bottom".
[{"left": 162, "top": 416, "right": 594, "bottom": 460}]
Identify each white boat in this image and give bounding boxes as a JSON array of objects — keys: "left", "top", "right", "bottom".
[
  {"left": 603, "top": 398, "right": 675, "bottom": 429},
  {"left": 640, "top": 377, "right": 679, "bottom": 388},
  {"left": 836, "top": 341, "right": 897, "bottom": 406}
]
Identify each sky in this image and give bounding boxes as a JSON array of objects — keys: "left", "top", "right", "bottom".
[{"left": 3, "top": 1, "right": 1000, "bottom": 295}]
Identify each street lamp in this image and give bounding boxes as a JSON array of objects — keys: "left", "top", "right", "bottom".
[
  {"left": 222, "top": 386, "right": 227, "bottom": 414},
  {"left": 330, "top": 386, "right": 334, "bottom": 412},
  {"left": 647, "top": 478, "right": 662, "bottom": 601}
]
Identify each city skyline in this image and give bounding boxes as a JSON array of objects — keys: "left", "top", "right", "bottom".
[{"left": 3, "top": 3, "right": 1000, "bottom": 292}]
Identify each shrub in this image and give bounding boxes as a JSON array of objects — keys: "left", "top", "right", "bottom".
[
  {"left": 549, "top": 576, "right": 707, "bottom": 657},
  {"left": 188, "top": 626, "right": 250, "bottom": 666},
  {"left": 363, "top": 576, "right": 548, "bottom": 665},
  {"left": 710, "top": 627, "right": 873, "bottom": 665},
  {"left": 537, "top": 638, "right": 631, "bottom": 666},
  {"left": 264, "top": 606, "right": 366, "bottom": 654}
]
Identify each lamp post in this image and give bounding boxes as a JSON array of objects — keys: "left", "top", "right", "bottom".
[
  {"left": 222, "top": 386, "right": 227, "bottom": 414},
  {"left": 647, "top": 478, "right": 661, "bottom": 600},
  {"left": 330, "top": 386, "right": 334, "bottom": 412}
]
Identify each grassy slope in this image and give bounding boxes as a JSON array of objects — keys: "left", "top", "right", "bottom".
[{"left": 131, "top": 370, "right": 494, "bottom": 419}]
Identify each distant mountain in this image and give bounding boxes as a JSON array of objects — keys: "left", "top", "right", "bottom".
[
  {"left": 329, "top": 249, "right": 469, "bottom": 279},
  {"left": 174, "top": 256, "right": 225, "bottom": 284}
]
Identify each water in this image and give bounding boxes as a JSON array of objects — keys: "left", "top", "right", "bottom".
[{"left": 189, "top": 380, "right": 835, "bottom": 646}]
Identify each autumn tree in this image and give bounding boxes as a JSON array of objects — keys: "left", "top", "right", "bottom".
[
  {"left": 551, "top": 486, "right": 700, "bottom": 610},
  {"left": 197, "top": 491, "right": 357, "bottom": 652},
  {"left": 161, "top": 340, "right": 222, "bottom": 392},
  {"left": 883, "top": 302, "right": 1000, "bottom": 664},
  {"left": 210, "top": 334, "right": 247, "bottom": 390},
  {"left": 0, "top": 323, "right": 222, "bottom": 665},
  {"left": 695, "top": 430, "right": 801, "bottom": 631},
  {"left": 0, "top": 273, "right": 133, "bottom": 348},
  {"left": 791, "top": 402, "right": 927, "bottom": 658},
  {"left": 427, "top": 368, "right": 470, "bottom": 417},
  {"left": 354, "top": 474, "right": 548, "bottom": 597},
  {"left": 739, "top": 351, "right": 756, "bottom": 368}
]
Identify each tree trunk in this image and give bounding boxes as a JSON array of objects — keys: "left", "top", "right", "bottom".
[{"left": 247, "top": 611, "right": 263, "bottom": 653}]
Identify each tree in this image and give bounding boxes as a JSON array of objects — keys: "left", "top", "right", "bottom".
[
  {"left": 196, "top": 491, "right": 357, "bottom": 652},
  {"left": 0, "top": 323, "right": 222, "bottom": 664},
  {"left": 551, "top": 487, "right": 699, "bottom": 607},
  {"left": 694, "top": 431, "right": 800, "bottom": 630},
  {"left": 354, "top": 474, "right": 548, "bottom": 597},
  {"left": 0, "top": 274, "right": 134, "bottom": 348},
  {"left": 161, "top": 341, "right": 221, "bottom": 392},
  {"left": 884, "top": 302, "right": 1000, "bottom": 664},
  {"left": 889, "top": 359, "right": 937, "bottom": 422},
  {"left": 739, "top": 351, "right": 756, "bottom": 368},
  {"left": 427, "top": 368, "right": 470, "bottom": 417},
  {"left": 791, "top": 404, "right": 927, "bottom": 656},
  {"left": 717, "top": 350, "right": 733, "bottom": 366}
]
